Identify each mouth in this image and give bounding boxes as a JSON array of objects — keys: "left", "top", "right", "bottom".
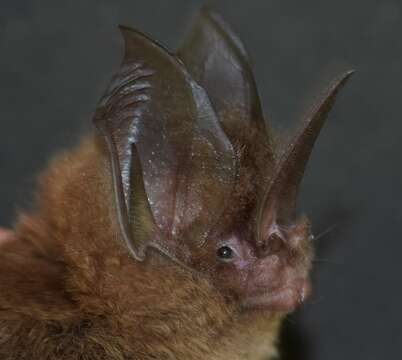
[{"left": 242, "top": 278, "right": 311, "bottom": 312}]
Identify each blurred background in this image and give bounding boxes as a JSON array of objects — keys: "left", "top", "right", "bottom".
[{"left": 0, "top": 0, "right": 401, "bottom": 358}]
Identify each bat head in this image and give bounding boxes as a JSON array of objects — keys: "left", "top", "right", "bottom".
[{"left": 94, "top": 7, "right": 353, "bottom": 312}]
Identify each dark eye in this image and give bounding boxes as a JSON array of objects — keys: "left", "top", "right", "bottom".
[{"left": 217, "top": 246, "right": 234, "bottom": 261}]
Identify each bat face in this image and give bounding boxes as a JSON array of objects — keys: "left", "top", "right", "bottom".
[
  {"left": 93, "top": 7, "right": 353, "bottom": 313},
  {"left": 185, "top": 214, "right": 313, "bottom": 311}
]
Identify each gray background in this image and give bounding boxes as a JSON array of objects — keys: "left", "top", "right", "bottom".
[{"left": 0, "top": 0, "right": 400, "bottom": 359}]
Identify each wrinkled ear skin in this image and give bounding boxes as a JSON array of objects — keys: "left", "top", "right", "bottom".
[
  {"left": 256, "top": 71, "right": 354, "bottom": 244},
  {"left": 178, "top": 6, "right": 269, "bottom": 140},
  {"left": 93, "top": 7, "right": 354, "bottom": 267},
  {"left": 178, "top": 7, "right": 277, "bottom": 227},
  {"left": 93, "top": 26, "right": 236, "bottom": 263}
]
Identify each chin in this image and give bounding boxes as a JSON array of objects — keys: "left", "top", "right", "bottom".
[{"left": 241, "top": 278, "right": 311, "bottom": 313}]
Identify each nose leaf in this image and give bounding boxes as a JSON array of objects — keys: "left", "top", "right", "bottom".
[{"left": 258, "top": 231, "right": 285, "bottom": 257}]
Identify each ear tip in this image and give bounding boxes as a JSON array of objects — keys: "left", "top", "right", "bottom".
[
  {"left": 118, "top": 24, "right": 138, "bottom": 45},
  {"left": 343, "top": 69, "right": 356, "bottom": 79},
  {"left": 118, "top": 24, "right": 151, "bottom": 41},
  {"left": 117, "top": 24, "right": 148, "bottom": 42},
  {"left": 338, "top": 69, "right": 356, "bottom": 85},
  {"left": 194, "top": 4, "right": 250, "bottom": 61},
  {"left": 117, "top": 25, "right": 141, "bottom": 56},
  {"left": 199, "top": 4, "right": 219, "bottom": 18},
  {"left": 117, "top": 25, "right": 173, "bottom": 57},
  {"left": 197, "top": 4, "right": 231, "bottom": 32},
  {"left": 327, "top": 69, "right": 355, "bottom": 94},
  {"left": 118, "top": 24, "right": 133, "bottom": 36},
  {"left": 203, "top": 6, "right": 232, "bottom": 30}
]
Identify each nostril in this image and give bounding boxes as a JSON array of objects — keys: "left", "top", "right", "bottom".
[
  {"left": 258, "top": 232, "right": 285, "bottom": 257},
  {"left": 268, "top": 233, "right": 284, "bottom": 254},
  {"left": 260, "top": 239, "right": 269, "bottom": 252}
]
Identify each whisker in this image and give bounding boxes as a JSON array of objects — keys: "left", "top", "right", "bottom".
[
  {"left": 313, "top": 224, "right": 338, "bottom": 242},
  {"left": 283, "top": 316, "right": 297, "bottom": 325},
  {"left": 313, "top": 257, "right": 342, "bottom": 265},
  {"left": 305, "top": 296, "right": 325, "bottom": 306}
]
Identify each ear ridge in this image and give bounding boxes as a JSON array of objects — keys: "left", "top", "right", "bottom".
[
  {"left": 257, "top": 70, "right": 354, "bottom": 241},
  {"left": 127, "top": 144, "right": 160, "bottom": 260}
]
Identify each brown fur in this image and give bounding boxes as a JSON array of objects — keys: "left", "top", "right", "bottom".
[{"left": 0, "top": 136, "right": 282, "bottom": 360}]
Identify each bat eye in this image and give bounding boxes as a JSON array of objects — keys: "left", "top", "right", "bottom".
[{"left": 217, "top": 246, "right": 234, "bottom": 261}]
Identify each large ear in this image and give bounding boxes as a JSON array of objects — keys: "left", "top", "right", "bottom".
[
  {"left": 177, "top": 6, "right": 268, "bottom": 138},
  {"left": 256, "top": 71, "right": 354, "bottom": 243},
  {"left": 94, "top": 26, "right": 236, "bottom": 261}
]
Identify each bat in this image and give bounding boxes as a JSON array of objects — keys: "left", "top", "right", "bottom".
[{"left": 0, "top": 6, "right": 353, "bottom": 360}]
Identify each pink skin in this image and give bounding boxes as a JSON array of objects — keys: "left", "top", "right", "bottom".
[
  {"left": 0, "top": 228, "right": 15, "bottom": 246},
  {"left": 213, "top": 219, "right": 312, "bottom": 312}
]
